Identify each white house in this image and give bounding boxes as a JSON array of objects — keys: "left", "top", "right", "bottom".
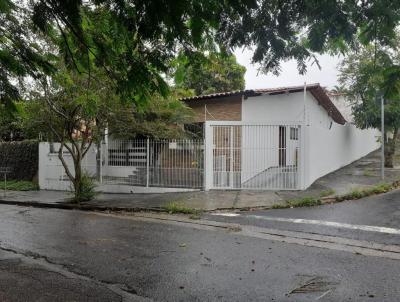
[
  {"left": 183, "top": 83, "right": 380, "bottom": 190},
  {"left": 39, "top": 83, "right": 380, "bottom": 193}
]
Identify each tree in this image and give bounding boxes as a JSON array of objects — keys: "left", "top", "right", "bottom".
[
  {"left": 0, "top": 103, "right": 24, "bottom": 141},
  {"left": 25, "top": 65, "right": 117, "bottom": 202},
  {"left": 338, "top": 45, "right": 400, "bottom": 167},
  {"left": 23, "top": 63, "right": 195, "bottom": 201},
  {"left": 4, "top": 0, "right": 400, "bottom": 106},
  {"left": 108, "top": 95, "right": 194, "bottom": 140},
  {"left": 0, "top": 0, "right": 56, "bottom": 109},
  {"left": 173, "top": 51, "right": 246, "bottom": 95}
]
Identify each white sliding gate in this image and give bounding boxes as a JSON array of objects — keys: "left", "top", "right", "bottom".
[{"left": 204, "top": 122, "right": 303, "bottom": 190}]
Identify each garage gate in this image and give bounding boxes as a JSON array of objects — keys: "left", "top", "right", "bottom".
[{"left": 205, "top": 122, "right": 302, "bottom": 190}]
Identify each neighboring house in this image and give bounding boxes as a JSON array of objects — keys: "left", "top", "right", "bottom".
[{"left": 182, "top": 83, "right": 380, "bottom": 190}]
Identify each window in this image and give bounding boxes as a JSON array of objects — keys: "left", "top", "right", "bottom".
[{"left": 290, "top": 127, "right": 299, "bottom": 140}]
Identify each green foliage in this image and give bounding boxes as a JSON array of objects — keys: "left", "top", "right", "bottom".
[
  {"left": 4, "top": 0, "right": 400, "bottom": 108},
  {"left": 73, "top": 173, "right": 97, "bottom": 203},
  {"left": 337, "top": 183, "right": 392, "bottom": 201},
  {"left": 0, "top": 103, "right": 23, "bottom": 141},
  {"left": 173, "top": 51, "right": 246, "bottom": 95},
  {"left": 163, "top": 202, "right": 199, "bottom": 215},
  {"left": 368, "top": 183, "right": 392, "bottom": 194},
  {"left": 4, "top": 180, "right": 39, "bottom": 191},
  {"left": 0, "top": 0, "right": 56, "bottom": 109},
  {"left": 287, "top": 197, "right": 322, "bottom": 208},
  {"left": 339, "top": 45, "right": 400, "bottom": 131},
  {"left": 338, "top": 43, "right": 400, "bottom": 167},
  {"left": 272, "top": 197, "right": 321, "bottom": 209},
  {"left": 0, "top": 140, "right": 38, "bottom": 181},
  {"left": 108, "top": 94, "right": 194, "bottom": 140}
]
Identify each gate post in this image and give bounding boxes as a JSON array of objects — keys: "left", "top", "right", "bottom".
[
  {"left": 298, "top": 123, "right": 307, "bottom": 190},
  {"left": 146, "top": 138, "right": 150, "bottom": 187},
  {"left": 204, "top": 122, "right": 213, "bottom": 191},
  {"left": 99, "top": 141, "right": 103, "bottom": 184}
]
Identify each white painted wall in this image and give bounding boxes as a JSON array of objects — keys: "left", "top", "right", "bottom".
[
  {"left": 242, "top": 92, "right": 307, "bottom": 123},
  {"left": 39, "top": 142, "right": 97, "bottom": 191},
  {"left": 240, "top": 93, "right": 306, "bottom": 183},
  {"left": 240, "top": 91, "right": 380, "bottom": 189},
  {"left": 305, "top": 123, "right": 380, "bottom": 188}
]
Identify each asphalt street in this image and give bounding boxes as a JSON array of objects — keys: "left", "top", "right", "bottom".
[
  {"left": 0, "top": 190, "right": 400, "bottom": 301},
  {"left": 206, "top": 188, "right": 400, "bottom": 246}
]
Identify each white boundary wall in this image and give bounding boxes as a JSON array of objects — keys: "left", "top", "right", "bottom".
[
  {"left": 304, "top": 123, "right": 380, "bottom": 188},
  {"left": 39, "top": 142, "right": 97, "bottom": 191}
]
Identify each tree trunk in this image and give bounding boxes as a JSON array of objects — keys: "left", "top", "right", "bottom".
[
  {"left": 73, "top": 152, "right": 83, "bottom": 204},
  {"left": 384, "top": 129, "right": 398, "bottom": 168}
]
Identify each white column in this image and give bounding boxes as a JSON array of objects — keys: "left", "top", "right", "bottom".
[
  {"left": 204, "top": 121, "right": 213, "bottom": 191},
  {"left": 146, "top": 138, "right": 150, "bottom": 187}
]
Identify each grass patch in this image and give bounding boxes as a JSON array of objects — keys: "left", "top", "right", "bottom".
[
  {"left": 272, "top": 196, "right": 321, "bottom": 209},
  {"left": 163, "top": 202, "right": 200, "bottom": 215},
  {"left": 272, "top": 182, "right": 395, "bottom": 210},
  {"left": 3, "top": 180, "right": 39, "bottom": 191},
  {"left": 271, "top": 203, "right": 290, "bottom": 209},
  {"left": 319, "top": 189, "right": 335, "bottom": 198},
  {"left": 337, "top": 183, "right": 392, "bottom": 202}
]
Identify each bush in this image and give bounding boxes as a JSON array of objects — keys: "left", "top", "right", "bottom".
[
  {"left": 0, "top": 140, "right": 38, "bottom": 181},
  {"left": 73, "top": 174, "right": 97, "bottom": 203}
]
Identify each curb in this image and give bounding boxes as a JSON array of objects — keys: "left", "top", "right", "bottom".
[
  {"left": 0, "top": 199, "right": 165, "bottom": 213},
  {"left": 1, "top": 180, "right": 399, "bottom": 213}
]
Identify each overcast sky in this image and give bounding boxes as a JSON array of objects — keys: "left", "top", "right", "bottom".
[{"left": 234, "top": 48, "right": 342, "bottom": 90}]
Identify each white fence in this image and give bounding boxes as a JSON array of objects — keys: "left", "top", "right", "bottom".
[
  {"left": 39, "top": 121, "right": 380, "bottom": 193},
  {"left": 39, "top": 139, "right": 204, "bottom": 193},
  {"left": 204, "top": 121, "right": 303, "bottom": 190},
  {"left": 102, "top": 139, "right": 204, "bottom": 189}
]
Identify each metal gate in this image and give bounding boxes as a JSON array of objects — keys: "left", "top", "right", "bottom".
[
  {"left": 102, "top": 139, "right": 204, "bottom": 189},
  {"left": 210, "top": 123, "right": 301, "bottom": 190}
]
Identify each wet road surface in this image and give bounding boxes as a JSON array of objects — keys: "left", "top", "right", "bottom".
[
  {"left": 0, "top": 198, "right": 400, "bottom": 301},
  {"left": 206, "top": 189, "right": 400, "bottom": 246}
]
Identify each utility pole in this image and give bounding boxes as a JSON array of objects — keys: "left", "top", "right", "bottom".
[{"left": 381, "top": 95, "right": 385, "bottom": 180}]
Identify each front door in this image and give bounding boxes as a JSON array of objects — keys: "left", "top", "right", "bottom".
[{"left": 279, "top": 126, "right": 286, "bottom": 167}]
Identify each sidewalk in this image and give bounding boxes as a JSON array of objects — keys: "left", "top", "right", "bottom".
[{"left": 1, "top": 151, "right": 399, "bottom": 211}]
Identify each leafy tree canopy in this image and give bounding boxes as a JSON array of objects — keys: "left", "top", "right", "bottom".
[
  {"left": 338, "top": 43, "right": 400, "bottom": 167},
  {"left": 108, "top": 94, "right": 194, "bottom": 140},
  {"left": 0, "top": 0, "right": 56, "bottom": 109},
  {"left": 3, "top": 0, "right": 400, "bottom": 107},
  {"left": 338, "top": 45, "right": 400, "bottom": 131},
  {"left": 173, "top": 51, "right": 246, "bottom": 95}
]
